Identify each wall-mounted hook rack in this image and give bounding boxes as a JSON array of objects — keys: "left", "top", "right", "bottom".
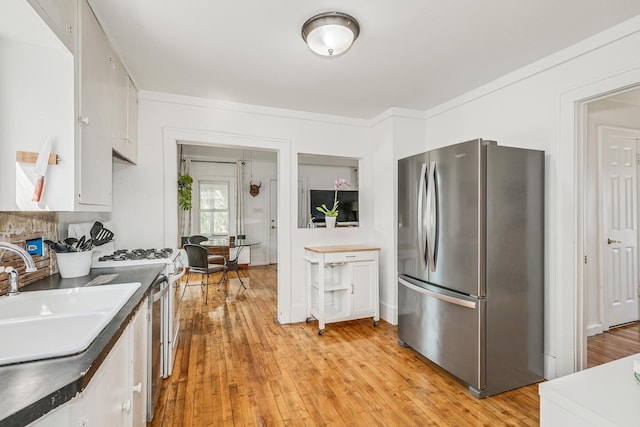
[{"left": 15, "top": 151, "right": 60, "bottom": 165}]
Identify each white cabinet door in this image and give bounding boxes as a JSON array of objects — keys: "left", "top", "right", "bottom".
[
  {"left": 112, "top": 71, "right": 137, "bottom": 163},
  {"left": 111, "top": 54, "right": 128, "bottom": 160},
  {"left": 77, "top": 329, "right": 131, "bottom": 427},
  {"left": 130, "top": 300, "right": 148, "bottom": 427},
  {"left": 77, "top": 0, "right": 112, "bottom": 207},
  {"left": 27, "top": 0, "right": 76, "bottom": 52},
  {"left": 126, "top": 77, "right": 138, "bottom": 163},
  {"left": 350, "top": 261, "right": 376, "bottom": 317},
  {"left": 27, "top": 400, "right": 75, "bottom": 426}
]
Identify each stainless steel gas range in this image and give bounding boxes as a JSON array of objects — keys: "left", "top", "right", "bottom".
[
  {"left": 92, "top": 246, "right": 186, "bottom": 379},
  {"left": 93, "top": 246, "right": 186, "bottom": 422}
]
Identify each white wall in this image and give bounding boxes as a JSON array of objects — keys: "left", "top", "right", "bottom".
[
  {"left": 110, "top": 93, "right": 412, "bottom": 325},
  {"left": 371, "top": 111, "right": 428, "bottom": 323},
  {"left": 585, "top": 99, "right": 640, "bottom": 336},
  {"left": 417, "top": 16, "right": 640, "bottom": 378}
]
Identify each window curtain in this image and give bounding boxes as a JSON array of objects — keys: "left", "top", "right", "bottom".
[
  {"left": 178, "top": 157, "right": 192, "bottom": 241},
  {"left": 236, "top": 160, "right": 245, "bottom": 237}
]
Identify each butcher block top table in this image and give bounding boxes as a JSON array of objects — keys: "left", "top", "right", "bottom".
[
  {"left": 303, "top": 245, "right": 380, "bottom": 335},
  {"left": 304, "top": 244, "right": 381, "bottom": 253}
]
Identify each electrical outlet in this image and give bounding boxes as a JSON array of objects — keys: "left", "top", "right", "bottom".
[{"left": 26, "top": 237, "right": 44, "bottom": 257}]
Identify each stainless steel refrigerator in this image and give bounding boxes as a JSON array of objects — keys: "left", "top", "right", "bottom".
[{"left": 397, "top": 138, "right": 544, "bottom": 398}]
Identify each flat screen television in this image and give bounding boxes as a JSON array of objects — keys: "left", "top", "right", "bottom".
[{"left": 310, "top": 190, "right": 359, "bottom": 225}]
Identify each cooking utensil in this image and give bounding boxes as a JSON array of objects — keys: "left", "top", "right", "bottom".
[
  {"left": 43, "top": 239, "right": 57, "bottom": 251},
  {"left": 76, "top": 236, "right": 86, "bottom": 251},
  {"left": 32, "top": 137, "right": 52, "bottom": 203},
  {"left": 93, "top": 228, "right": 114, "bottom": 245},
  {"left": 82, "top": 239, "right": 94, "bottom": 250},
  {"left": 90, "top": 222, "right": 103, "bottom": 240},
  {"left": 89, "top": 221, "right": 114, "bottom": 246},
  {"left": 64, "top": 237, "right": 78, "bottom": 246},
  {"left": 54, "top": 241, "right": 70, "bottom": 253}
]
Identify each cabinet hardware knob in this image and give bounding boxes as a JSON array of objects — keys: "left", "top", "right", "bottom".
[
  {"left": 133, "top": 382, "right": 142, "bottom": 393},
  {"left": 607, "top": 237, "right": 622, "bottom": 245},
  {"left": 79, "top": 116, "right": 90, "bottom": 126},
  {"left": 122, "top": 400, "right": 132, "bottom": 412}
]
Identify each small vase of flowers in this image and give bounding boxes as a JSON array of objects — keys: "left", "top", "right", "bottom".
[{"left": 316, "top": 178, "right": 349, "bottom": 228}]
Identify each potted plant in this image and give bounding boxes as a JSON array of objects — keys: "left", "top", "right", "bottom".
[
  {"left": 316, "top": 178, "right": 349, "bottom": 228},
  {"left": 178, "top": 173, "right": 193, "bottom": 210}
]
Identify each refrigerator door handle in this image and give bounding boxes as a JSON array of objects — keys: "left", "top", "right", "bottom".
[
  {"left": 425, "top": 160, "right": 437, "bottom": 272},
  {"left": 418, "top": 162, "right": 428, "bottom": 270},
  {"left": 399, "top": 277, "right": 477, "bottom": 309}
]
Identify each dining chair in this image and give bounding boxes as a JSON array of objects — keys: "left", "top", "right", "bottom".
[
  {"left": 187, "top": 235, "right": 225, "bottom": 265},
  {"left": 182, "top": 243, "right": 225, "bottom": 304},
  {"left": 207, "top": 244, "right": 246, "bottom": 291}
]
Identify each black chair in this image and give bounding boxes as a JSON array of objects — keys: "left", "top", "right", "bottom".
[
  {"left": 183, "top": 243, "right": 225, "bottom": 304},
  {"left": 187, "top": 235, "right": 207, "bottom": 244},
  {"left": 187, "top": 235, "right": 225, "bottom": 265}
]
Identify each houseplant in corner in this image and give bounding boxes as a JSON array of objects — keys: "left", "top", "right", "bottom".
[{"left": 316, "top": 178, "right": 349, "bottom": 228}]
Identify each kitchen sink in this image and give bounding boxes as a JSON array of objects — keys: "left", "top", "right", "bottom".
[{"left": 0, "top": 282, "right": 141, "bottom": 365}]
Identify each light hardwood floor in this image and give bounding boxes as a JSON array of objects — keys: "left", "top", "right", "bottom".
[
  {"left": 151, "top": 265, "right": 639, "bottom": 426},
  {"left": 587, "top": 321, "right": 640, "bottom": 368}
]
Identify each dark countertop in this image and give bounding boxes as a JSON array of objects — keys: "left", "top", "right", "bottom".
[{"left": 0, "top": 264, "right": 164, "bottom": 427}]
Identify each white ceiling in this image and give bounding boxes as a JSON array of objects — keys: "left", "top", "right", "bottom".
[{"left": 88, "top": 0, "right": 640, "bottom": 119}]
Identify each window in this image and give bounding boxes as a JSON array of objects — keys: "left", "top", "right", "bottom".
[{"left": 198, "top": 181, "right": 229, "bottom": 235}]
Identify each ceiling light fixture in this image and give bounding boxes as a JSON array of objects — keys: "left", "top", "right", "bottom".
[{"left": 301, "top": 11, "right": 360, "bottom": 57}]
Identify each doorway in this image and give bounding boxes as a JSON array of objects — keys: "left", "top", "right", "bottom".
[
  {"left": 584, "top": 88, "right": 640, "bottom": 359},
  {"left": 179, "top": 145, "right": 277, "bottom": 267}
]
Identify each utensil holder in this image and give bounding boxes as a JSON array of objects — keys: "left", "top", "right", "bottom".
[{"left": 56, "top": 250, "right": 93, "bottom": 278}]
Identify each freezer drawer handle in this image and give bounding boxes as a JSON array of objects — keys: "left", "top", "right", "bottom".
[{"left": 399, "top": 278, "right": 476, "bottom": 309}]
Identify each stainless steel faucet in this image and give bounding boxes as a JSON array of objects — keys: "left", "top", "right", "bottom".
[{"left": 0, "top": 242, "right": 37, "bottom": 296}]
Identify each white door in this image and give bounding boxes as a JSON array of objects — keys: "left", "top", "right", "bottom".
[
  {"left": 269, "top": 178, "right": 278, "bottom": 264},
  {"left": 599, "top": 125, "right": 640, "bottom": 328}
]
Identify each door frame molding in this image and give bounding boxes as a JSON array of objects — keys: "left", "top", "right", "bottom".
[
  {"left": 161, "top": 127, "right": 292, "bottom": 323},
  {"left": 565, "top": 67, "right": 640, "bottom": 376},
  {"left": 267, "top": 176, "right": 277, "bottom": 264}
]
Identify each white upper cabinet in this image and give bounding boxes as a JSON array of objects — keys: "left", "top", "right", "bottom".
[
  {"left": 77, "top": 0, "right": 113, "bottom": 207},
  {"left": 27, "top": 0, "right": 76, "bottom": 53},
  {"left": 113, "top": 66, "right": 138, "bottom": 164},
  {"left": 111, "top": 54, "right": 129, "bottom": 161},
  {"left": 126, "top": 77, "right": 139, "bottom": 164}
]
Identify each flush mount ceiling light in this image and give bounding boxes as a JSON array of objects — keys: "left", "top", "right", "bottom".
[{"left": 301, "top": 11, "right": 360, "bottom": 57}]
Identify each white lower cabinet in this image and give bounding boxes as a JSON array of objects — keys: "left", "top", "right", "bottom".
[
  {"left": 73, "top": 327, "right": 130, "bottom": 426},
  {"left": 130, "top": 300, "right": 148, "bottom": 427},
  {"left": 29, "top": 297, "right": 148, "bottom": 427},
  {"left": 304, "top": 245, "right": 380, "bottom": 335}
]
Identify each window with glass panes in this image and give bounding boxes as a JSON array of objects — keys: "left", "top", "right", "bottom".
[{"left": 198, "top": 181, "right": 229, "bottom": 235}]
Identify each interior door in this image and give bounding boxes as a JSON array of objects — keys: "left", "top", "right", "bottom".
[{"left": 599, "top": 125, "right": 640, "bottom": 328}]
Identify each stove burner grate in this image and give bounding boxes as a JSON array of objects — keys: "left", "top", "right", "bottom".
[{"left": 98, "top": 248, "right": 174, "bottom": 262}]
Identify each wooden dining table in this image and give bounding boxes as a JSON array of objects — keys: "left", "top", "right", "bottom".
[{"left": 200, "top": 238, "right": 260, "bottom": 288}]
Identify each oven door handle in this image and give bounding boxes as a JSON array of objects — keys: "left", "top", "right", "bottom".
[
  {"left": 169, "top": 267, "right": 186, "bottom": 285},
  {"left": 151, "top": 275, "right": 169, "bottom": 302}
]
